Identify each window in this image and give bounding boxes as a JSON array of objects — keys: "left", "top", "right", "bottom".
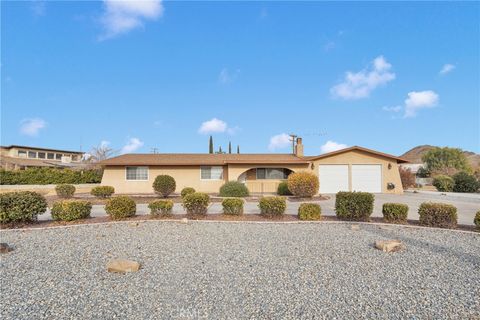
[
  {"left": 72, "top": 155, "right": 78, "bottom": 161},
  {"left": 28, "top": 151, "right": 37, "bottom": 158},
  {"left": 47, "top": 153, "right": 55, "bottom": 160},
  {"left": 256, "top": 168, "right": 289, "bottom": 180},
  {"left": 201, "top": 166, "right": 223, "bottom": 180},
  {"left": 56, "top": 154, "right": 62, "bottom": 160},
  {"left": 18, "top": 150, "right": 27, "bottom": 158},
  {"left": 126, "top": 166, "right": 148, "bottom": 180},
  {"left": 38, "top": 152, "right": 46, "bottom": 159}
]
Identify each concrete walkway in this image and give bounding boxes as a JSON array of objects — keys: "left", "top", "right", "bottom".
[{"left": 38, "top": 192, "right": 480, "bottom": 225}]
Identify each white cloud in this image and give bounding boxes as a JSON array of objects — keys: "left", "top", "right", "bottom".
[
  {"left": 268, "top": 133, "right": 291, "bottom": 151},
  {"left": 218, "top": 68, "right": 240, "bottom": 84},
  {"left": 19, "top": 118, "right": 47, "bottom": 136},
  {"left": 198, "top": 118, "right": 228, "bottom": 134},
  {"left": 331, "top": 56, "right": 396, "bottom": 100},
  {"left": 99, "top": 0, "right": 164, "bottom": 40},
  {"left": 439, "top": 64, "right": 455, "bottom": 75},
  {"left": 382, "top": 105, "right": 402, "bottom": 113},
  {"left": 121, "top": 137, "right": 144, "bottom": 154},
  {"left": 404, "top": 90, "right": 439, "bottom": 118},
  {"left": 320, "top": 141, "right": 348, "bottom": 154}
]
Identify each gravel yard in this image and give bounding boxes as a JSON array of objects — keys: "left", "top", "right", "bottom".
[{"left": 1, "top": 221, "right": 479, "bottom": 319}]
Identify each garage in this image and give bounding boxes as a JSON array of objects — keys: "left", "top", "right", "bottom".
[
  {"left": 319, "top": 165, "right": 349, "bottom": 193},
  {"left": 351, "top": 164, "right": 382, "bottom": 193}
]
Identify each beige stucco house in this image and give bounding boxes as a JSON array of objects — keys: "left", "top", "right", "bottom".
[{"left": 100, "top": 139, "right": 408, "bottom": 195}]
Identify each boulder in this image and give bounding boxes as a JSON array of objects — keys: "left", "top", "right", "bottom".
[
  {"left": 351, "top": 225, "right": 360, "bottom": 231},
  {"left": 0, "top": 243, "right": 12, "bottom": 253},
  {"left": 107, "top": 259, "right": 140, "bottom": 273},
  {"left": 181, "top": 218, "right": 188, "bottom": 224},
  {"left": 374, "top": 240, "right": 404, "bottom": 253}
]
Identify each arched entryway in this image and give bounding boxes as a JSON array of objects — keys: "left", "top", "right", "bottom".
[{"left": 236, "top": 167, "right": 294, "bottom": 194}]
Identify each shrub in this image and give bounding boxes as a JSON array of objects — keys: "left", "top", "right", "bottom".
[
  {"left": 287, "top": 172, "right": 319, "bottom": 198},
  {"left": 399, "top": 167, "right": 416, "bottom": 189},
  {"left": 181, "top": 187, "right": 196, "bottom": 199},
  {"left": 418, "top": 202, "right": 457, "bottom": 228},
  {"left": 90, "top": 186, "right": 115, "bottom": 198},
  {"left": 474, "top": 211, "right": 480, "bottom": 229},
  {"left": 182, "top": 192, "right": 210, "bottom": 215},
  {"left": 382, "top": 203, "right": 409, "bottom": 224},
  {"left": 452, "top": 172, "right": 480, "bottom": 193},
  {"left": 432, "top": 175, "right": 455, "bottom": 192},
  {"left": 105, "top": 196, "right": 136, "bottom": 219},
  {"left": 222, "top": 198, "right": 244, "bottom": 215},
  {"left": 55, "top": 184, "right": 76, "bottom": 198},
  {"left": 258, "top": 196, "right": 286, "bottom": 216},
  {"left": 0, "top": 168, "right": 102, "bottom": 185},
  {"left": 153, "top": 175, "right": 176, "bottom": 197},
  {"left": 51, "top": 200, "right": 92, "bottom": 221},
  {"left": 277, "top": 181, "right": 292, "bottom": 196},
  {"left": 148, "top": 200, "right": 174, "bottom": 216},
  {"left": 335, "top": 191, "right": 374, "bottom": 221},
  {"left": 0, "top": 191, "right": 48, "bottom": 224},
  {"left": 298, "top": 203, "right": 321, "bottom": 220},
  {"left": 219, "top": 181, "right": 249, "bottom": 197}
]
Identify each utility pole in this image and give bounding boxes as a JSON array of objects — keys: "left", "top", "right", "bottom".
[{"left": 289, "top": 134, "right": 298, "bottom": 154}]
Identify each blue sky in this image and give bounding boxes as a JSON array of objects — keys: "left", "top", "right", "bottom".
[{"left": 1, "top": 1, "right": 479, "bottom": 156}]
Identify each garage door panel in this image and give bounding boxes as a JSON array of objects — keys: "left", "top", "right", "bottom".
[
  {"left": 319, "top": 165, "right": 349, "bottom": 194},
  {"left": 352, "top": 165, "right": 382, "bottom": 193}
]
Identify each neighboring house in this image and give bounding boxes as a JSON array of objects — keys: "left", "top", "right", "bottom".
[
  {"left": 0, "top": 145, "right": 85, "bottom": 170},
  {"left": 100, "top": 138, "right": 408, "bottom": 194},
  {"left": 400, "top": 163, "right": 432, "bottom": 186}
]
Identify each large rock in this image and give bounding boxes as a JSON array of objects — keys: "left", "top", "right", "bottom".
[
  {"left": 0, "top": 243, "right": 12, "bottom": 254},
  {"left": 374, "top": 240, "right": 404, "bottom": 253},
  {"left": 107, "top": 259, "right": 141, "bottom": 273}
]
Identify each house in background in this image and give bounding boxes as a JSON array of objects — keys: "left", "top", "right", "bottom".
[
  {"left": 100, "top": 138, "right": 408, "bottom": 195},
  {"left": 0, "top": 145, "right": 85, "bottom": 170}
]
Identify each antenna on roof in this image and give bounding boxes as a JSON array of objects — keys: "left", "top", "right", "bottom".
[
  {"left": 151, "top": 148, "right": 159, "bottom": 154},
  {"left": 289, "top": 134, "right": 297, "bottom": 154}
]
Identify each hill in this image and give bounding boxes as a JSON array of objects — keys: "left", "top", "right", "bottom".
[{"left": 401, "top": 145, "right": 480, "bottom": 168}]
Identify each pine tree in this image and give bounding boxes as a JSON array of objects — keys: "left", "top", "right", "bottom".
[
  {"left": 209, "top": 136, "right": 214, "bottom": 154},
  {"left": 228, "top": 141, "right": 232, "bottom": 154},
  {"left": 237, "top": 145, "right": 240, "bottom": 154},
  {"left": 219, "top": 146, "right": 223, "bottom": 154}
]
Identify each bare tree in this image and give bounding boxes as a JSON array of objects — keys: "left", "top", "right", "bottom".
[{"left": 87, "top": 144, "right": 117, "bottom": 163}]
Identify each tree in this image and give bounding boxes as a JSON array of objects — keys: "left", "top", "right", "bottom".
[
  {"left": 208, "top": 136, "right": 214, "bottom": 154},
  {"left": 88, "top": 143, "right": 116, "bottom": 162},
  {"left": 228, "top": 141, "right": 232, "bottom": 154},
  {"left": 399, "top": 167, "right": 416, "bottom": 189},
  {"left": 422, "top": 147, "right": 471, "bottom": 176},
  {"left": 237, "top": 145, "right": 240, "bottom": 154}
]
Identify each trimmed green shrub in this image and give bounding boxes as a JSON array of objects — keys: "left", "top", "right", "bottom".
[
  {"left": 55, "top": 184, "right": 76, "bottom": 198},
  {"left": 222, "top": 198, "right": 244, "bottom": 215},
  {"left": 90, "top": 186, "right": 115, "bottom": 198},
  {"left": 277, "top": 181, "right": 292, "bottom": 196},
  {"left": 105, "top": 196, "right": 136, "bottom": 219},
  {"left": 418, "top": 202, "right": 457, "bottom": 228},
  {"left": 148, "top": 200, "right": 174, "bottom": 216},
  {"left": 335, "top": 191, "right": 374, "bottom": 221},
  {"left": 287, "top": 172, "right": 319, "bottom": 198},
  {"left": 474, "top": 211, "right": 480, "bottom": 229},
  {"left": 182, "top": 192, "right": 210, "bottom": 215},
  {"left": 382, "top": 203, "right": 409, "bottom": 224},
  {"left": 0, "top": 191, "right": 48, "bottom": 224},
  {"left": 51, "top": 200, "right": 92, "bottom": 221},
  {"left": 452, "top": 172, "right": 479, "bottom": 193},
  {"left": 432, "top": 175, "right": 455, "bottom": 192},
  {"left": 258, "top": 196, "right": 286, "bottom": 216},
  {"left": 181, "top": 187, "right": 196, "bottom": 199},
  {"left": 219, "top": 181, "right": 249, "bottom": 197},
  {"left": 298, "top": 203, "right": 321, "bottom": 220},
  {"left": 153, "top": 175, "right": 176, "bottom": 197},
  {"left": 0, "top": 168, "right": 102, "bottom": 185}
]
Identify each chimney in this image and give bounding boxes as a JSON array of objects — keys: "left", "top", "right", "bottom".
[{"left": 295, "top": 137, "right": 304, "bottom": 157}]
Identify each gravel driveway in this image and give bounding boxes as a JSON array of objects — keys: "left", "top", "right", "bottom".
[{"left": 1, "top": 221, "right": 479, "bottom": 319}]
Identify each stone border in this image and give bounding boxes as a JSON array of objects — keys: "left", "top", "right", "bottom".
[{"left": 1, "top": 218, "right": 478, "bottom": 235}]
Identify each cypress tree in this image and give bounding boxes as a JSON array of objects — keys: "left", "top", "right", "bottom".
[
  {"left": 237, "top": 145, "right": 240, "bottom": 154},
  {"left": 209, "top": 136, "right": 214, "bottom": 154},
  {"left": 219, "top": 146, "right": 223, "bottom": 154},
  {"left": 228, "top": 141, "right": 232, "bottom": 154}
]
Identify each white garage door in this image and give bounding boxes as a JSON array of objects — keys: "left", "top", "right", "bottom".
[
  {"left": 351, "top": 165, "right": 382, "bottom": 193},
  {"left": 319, "top": 165, "right": 349, "bottom": 194}
]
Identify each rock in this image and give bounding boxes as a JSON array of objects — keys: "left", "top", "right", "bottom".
[
  {"left": 181, "top": 218, "right": 188, "bottom": 224},
  {"left": 107, "top": 259, "right": 140, "bottom": 273},
  {"left": 129, "top": 222, "right": 139, "bottom": 227},
  {"left": 351, "top": 225, "right": 360, "bottom": 231},
  {"left": 374, "top": 240, "right": 404, "bottom": 253},
  {"left": 0, "top": 243, "right": 12, "bottom": 253},
  {"left": 379, "top": 225, "right": 393, "bottom": 230}
]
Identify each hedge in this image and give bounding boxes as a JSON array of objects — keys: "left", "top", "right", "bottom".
[
  {"left": 105, "top": 196, "right": 136, "bottom": 220},
  {"left": 51, "top": 200, "right": 92, "bottom": 221},
  {"left": 148, "top": 200, "right": 174, "bottom": 216},
  {"left": 180, "top": 187, "right": 196, "bottom": 199},
  {"left": 298, "top": 203, "right": 321, "bottom": 220},
  {"left": 382, "top": 203, "right": 409, "bottom": 224},
  {"left": 222, "top": 198, "right": 244, "bottom": 215},
  {"left": 277, "top": 181, "right": 292, "bottom": 196},
  {"left": 55, "top": 184, "right": 76, "bottom": 198},
  {"left": 432, "top": 175, "right": 454, "bottom": 192},
  {"left": 452, "top": 172, "right": 480, "bottom": 193},
  {"left": 475, "top": 211, "right": 480, "bottom": 229},
  {"left": 182, "top": 192, "right": 210, "bottom": 215},
  {"left": 258, "top": 196, "right": 286, "bottom": 216},
  {"left": 418, "top": 202, "right": 457, "bottom": 228},
  {"left": 0, "top": 168, "right": 102, "bottom": 185},
  {"left": 153, "top": 175, "right": 176, "bottom": 197},
  {"left": 219, "top": 181, "right": 250, "bottom": 197},
  {"left": 335, "top": 191, "right": 374, "bottom": 221},
  {"left": 90, "top": 186, "right": 115, "bottom": 198},
  {"left": 287, "top": 172, "right": 319, "bottom": 198},
  {"left": 0, "top": 191, "right": 48, "bottom": 224}
]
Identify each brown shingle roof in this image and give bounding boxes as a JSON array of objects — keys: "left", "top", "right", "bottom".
[
  {"left": 100, "top": 153, "right": 310, "bottom": 166},
  {"left": 304, "top": 146, "right": 409, "bottom": 163}
]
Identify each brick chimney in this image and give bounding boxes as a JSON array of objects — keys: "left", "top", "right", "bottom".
[{"left": 295, "top": 137, "right": 304, "bottom": 157}]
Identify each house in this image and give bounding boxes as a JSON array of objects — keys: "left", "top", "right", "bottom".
[
  {"left": 0, "top": 145, "right": 85, "bottom": 170},
  {"left": 100, "top": 138, "right": 408, "bottom": 194}
]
